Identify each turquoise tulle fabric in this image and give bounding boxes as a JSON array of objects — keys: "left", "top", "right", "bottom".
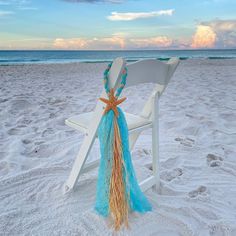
[{"left": 95, "top": 107, "right": 152, "bottom": 216}]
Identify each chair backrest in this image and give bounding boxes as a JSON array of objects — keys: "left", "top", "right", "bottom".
[
  {"left": 107, "top": 57, "right": 126, "bottom": 90},
  {"left": 98, "top": 57, "right": 179, "bottom": 96},
  {"left": 124, "top": 57, "right": 180, "bottom": 119},
  {"left": 125, "top": 57, "right": 179, "bottom": 89},
  {"left": 91, "top": 57, "right": 179, "bottom": 128}
]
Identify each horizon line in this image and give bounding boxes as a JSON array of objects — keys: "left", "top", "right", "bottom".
[{"left": 0, "top": 48, "right": 236, "bottom": 51}]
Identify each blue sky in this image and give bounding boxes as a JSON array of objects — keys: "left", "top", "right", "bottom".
[{"left": 0, "top": 0, "right": 235, "bottom": 49}]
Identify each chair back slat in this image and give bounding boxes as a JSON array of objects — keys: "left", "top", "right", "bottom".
[
  {"left": 108, "top": 57, "right": 126, "bottom": 89},
  {"left": 125, "top": 58, "right": 179, "bottom": 88},
  {"left": 166, "top": 57, "right": 180, "bottom": 85}
]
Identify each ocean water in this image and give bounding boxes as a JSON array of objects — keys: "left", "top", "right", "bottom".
[{"left": 0, "top": 49, "right": 235, "bottom": 65}]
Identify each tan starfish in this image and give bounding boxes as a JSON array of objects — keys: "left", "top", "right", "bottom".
[{"left": 99, "top": 88, "right": 126, "bottom": 117}]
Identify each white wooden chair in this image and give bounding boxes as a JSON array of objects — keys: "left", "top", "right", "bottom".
[{"left": 64, "top": 57, "right": 179, "bottom": 193}]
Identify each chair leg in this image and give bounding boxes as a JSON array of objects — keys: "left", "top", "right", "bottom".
[
  {"left": 64, "top": 134, "right": 96, "bottom": 193},
  {"left": 152, "top": 93, "right": 161, "bottom": 192}
]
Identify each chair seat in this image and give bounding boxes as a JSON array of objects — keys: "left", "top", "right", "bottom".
[{"left": 65, "top": 111, "right": 151, "bottom": 133}]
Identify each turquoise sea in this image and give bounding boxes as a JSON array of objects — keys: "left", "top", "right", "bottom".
[{"left": 0, "top": 49, "right": 235, "bottom": 65}]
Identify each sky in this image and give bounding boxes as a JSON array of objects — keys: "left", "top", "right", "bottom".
[{"left": 0, "top": 0, "right": 235, "bottom": 50}]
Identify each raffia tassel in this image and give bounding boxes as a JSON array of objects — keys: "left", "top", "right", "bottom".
[{"left": 109, "top": 117, "right": 129, "bottom": 231}]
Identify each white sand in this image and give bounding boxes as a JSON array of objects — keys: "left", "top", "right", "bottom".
[{"left": 0, "top": 59, "right": 236, "bottom": 236}]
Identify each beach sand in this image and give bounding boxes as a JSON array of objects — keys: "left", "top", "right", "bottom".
[{"left": 0, "top": 59, "right": 236, "bottom": 235}]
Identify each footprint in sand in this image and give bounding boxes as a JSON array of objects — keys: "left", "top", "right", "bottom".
[
  {"left": 18, "top": 118, "right": 32, "bottom": 125},
  {"left": 161, "top": 168, "right": 183, "bottom": 182},
  {"left": 162, "top": 157, "right": 180, "bottom": 169},
  {"left": 10, "top": 99, "right": 33, "bottom": 112},
  {"left": 175, "top": 137, "right": 195, "bottom": 147},
  {"left": 207, "top": 154, "right": 223, "bottom": 167},
  {"left": 142, "top": 148, "right": 151, "bottom": 156},
  {"left": 22, "top": 139, "right": 32, "bottom": 145},
  {"left": 48, "top": 98, "right": 66, "bottom": 106},
  {"left": 7, "top": 128, "right": 21, "bottom": 135},
  {"left": 0, "top": 98, "right": 8, "bottom": 103},
  {"left": 41, "top": 128, "right": 54, "bottom": 138},
  {"left": 188, "top": 185, "right": 207, "bottom": 198},
  {"left": 49, "top": 113, "right": 57, "bottom": 119}
]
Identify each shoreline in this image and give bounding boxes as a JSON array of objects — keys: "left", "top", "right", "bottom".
[{"left": 1, "top": 57, "right": 236, "bottom": 66}]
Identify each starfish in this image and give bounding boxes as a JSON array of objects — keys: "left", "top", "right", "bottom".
[{"left": 99, "top": 88, "right": 126, "bottom": 117}]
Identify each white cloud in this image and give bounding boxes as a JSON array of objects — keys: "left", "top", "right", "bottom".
[
  {"left": 0, "top": 10, "right": 14, "bottom": 17},
  {"left": 130, "top": 36, "right": 172, "bottom": 48},
  {"left": 52, "top": 35, "right": 173, "bottom": 50},
  {"left": 0, "top": 0, "right": 31, "bottom": 5},
  {"left": 53, "top": 36, "right": 125, "bottom": 49},
  {"left": 107, "top": 9, "right": 174, "bottom": 21},
  {"left": 18, "top": 6, "right": 37, "bottom": 10},
  {"left": 0, "top": 0, "right": 35, "bottom": 9},
  {"left": 191, "top": 19, "right": 236, "bottom": 48},
  {"left": 202, "top": 19, "right": 236, "bottom": 32},
  {"left": 53, "top": 38, "right": 88, "bottom": 49},
  {"left": 0, "top": 1, "right": 11, "bottom": 5},
  {"left": 191, "top": 25, "right": 216, "bottom": 48}
]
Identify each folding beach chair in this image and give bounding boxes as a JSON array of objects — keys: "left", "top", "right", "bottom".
[{"left": 64, "top": 57, "right": 179, "bottom": 193}]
